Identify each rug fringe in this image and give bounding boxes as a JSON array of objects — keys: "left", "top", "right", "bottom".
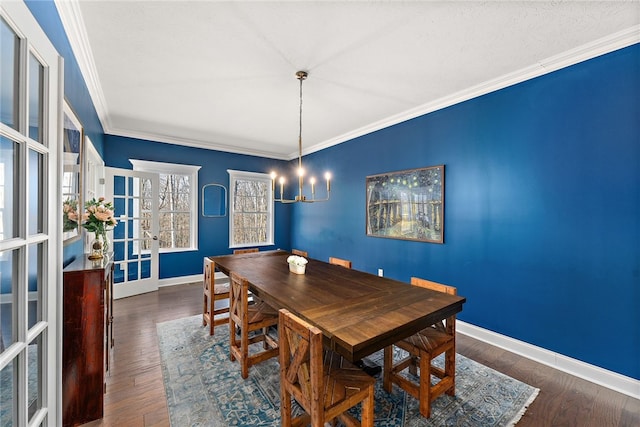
[{"left": 506, "top": 387, "right": 540, "bottom": 426}]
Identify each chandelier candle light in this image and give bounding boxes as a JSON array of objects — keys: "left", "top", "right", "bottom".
[{"left": 271, "top": 71, "right": 331, "bottom": 203}]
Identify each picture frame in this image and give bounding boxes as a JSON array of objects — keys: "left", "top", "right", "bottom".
[
  {"left": 202, "top": 183, "right": 228, "bottom": 217},
  {"left": 366, "top": 165, "right": 444, "bottom": 243},
  {"left": 62, "top": 100, "right": 83, "bottom": 244}
]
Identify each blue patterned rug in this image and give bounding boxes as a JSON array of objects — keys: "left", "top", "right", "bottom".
[{"left": 157, "top": 315, "right": 538, "bottom": 426}]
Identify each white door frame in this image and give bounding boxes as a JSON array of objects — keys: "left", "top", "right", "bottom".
[
  {"left": 0, "top": 2, "right": 61, "bottom": 426},
  {"left": 105, "top": 167, "right": 159, "bottom": 299}
]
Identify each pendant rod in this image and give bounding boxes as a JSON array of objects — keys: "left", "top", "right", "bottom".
[
  {"left": 297, "top": 71, "right": 306, "bottom": 201},
  {"left": 271, "top": 70, "right": 331, "bottom": 203}
]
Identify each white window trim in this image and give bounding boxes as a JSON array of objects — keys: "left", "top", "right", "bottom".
[
  {"left": 227, "top": 169, "right": 274, "bottom": 249},
  {"left": 130, "top": 159, "right": 201, "bottom": 252}
]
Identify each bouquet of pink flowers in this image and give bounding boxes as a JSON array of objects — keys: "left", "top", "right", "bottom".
[
  {"left": 63, "top": 198, "right": 79, "bottom": 231},
  {"left": 82, "top": 197, "right": 117, "bottom": 234}
]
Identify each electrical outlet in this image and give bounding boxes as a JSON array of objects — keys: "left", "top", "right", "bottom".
[{"left": 378, "top": 268, "right": 383, "bottom": 277}]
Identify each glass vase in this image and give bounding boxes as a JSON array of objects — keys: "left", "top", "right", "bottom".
[
  {"left": 89, "top": 232, "right": 105, "bottom": 260},
  {"left": 99, "top": 230, "right": 109, "bottom": 255}
]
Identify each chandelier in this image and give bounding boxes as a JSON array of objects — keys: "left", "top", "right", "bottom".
[{"left": 271, "top": 71, "right": 331, "bottom": 203}]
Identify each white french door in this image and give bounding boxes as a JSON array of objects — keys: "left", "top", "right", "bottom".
[
  {"left": 105, "top": 167, "right": 159, "bottom": 299},
  {"left": 0, "top": 2, "right": 61, "bottom": 426}
]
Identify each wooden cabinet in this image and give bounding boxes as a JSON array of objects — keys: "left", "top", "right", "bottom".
[{"left": 62, "top": 255, "right": 114, "bottom": 427}]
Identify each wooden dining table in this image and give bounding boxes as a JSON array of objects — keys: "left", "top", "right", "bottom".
[{"left": 210, "top": 250, "right": 466, "bottom": 363}]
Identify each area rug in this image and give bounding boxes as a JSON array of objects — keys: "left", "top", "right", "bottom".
[{"left": 157, "top": 315, "right": 539, "bottom": 426}]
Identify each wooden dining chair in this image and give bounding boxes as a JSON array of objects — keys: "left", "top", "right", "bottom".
[
  {"left": 279, "top": 309, "right": 375, "bottom": 427},
  {"left": 383, "top": 277, "right": 457, "bottom": 418},
  {"left": 291, "top": 249, "right": 308, "bottom": 257},
  {"left": 329, "top": 256, "right": 352, "bottom": 269},
  {"left": 202, "top": 257, "right": 230, "bottom": 335},
  {"left": 233, "top": 248, "right": 259, "bottom": 254},
  {"left": 233, "top": 247, "right": 262, "bottom": 303},
  {"left": 229, "top": 272, "right": 279, "bottom": 379},
  {"left": 328, "top": 255, "right": 382, "bottom": 376}
]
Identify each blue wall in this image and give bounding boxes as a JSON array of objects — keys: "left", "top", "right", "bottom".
[
  {"left": 104, "top": 135, "right": 291, "bottom": 278},
  {"left": 291, "top": 45, "right": 640, "bottom": 379},
  {"left": 24, "top": 0, "right": 638, "bottom": 379},
  {"left": 26, "top": 1, "right": 106, "bottom": 266}
]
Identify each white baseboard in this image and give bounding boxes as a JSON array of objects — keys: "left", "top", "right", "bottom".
[
  {"left": 158, "top": 272, "right": 228, "bottom": 289},
  {"left": 158, "top": 274, "right": 203, "bottom": 288},
  {"left": 457, "top": 321, "right": 640, "bottom": 400}
]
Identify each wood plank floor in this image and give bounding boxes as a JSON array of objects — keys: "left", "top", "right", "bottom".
[{"left": 81, "top": 282, "right": 639, "bottom": 427}]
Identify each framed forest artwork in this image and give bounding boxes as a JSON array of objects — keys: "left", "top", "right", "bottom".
[{"left": 366, "top": 165, "right": 444, "bottom": 243}]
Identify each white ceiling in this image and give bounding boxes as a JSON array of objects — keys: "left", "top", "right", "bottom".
[{"left": 56, "top": 1, "right": 640, "bottom": 160}]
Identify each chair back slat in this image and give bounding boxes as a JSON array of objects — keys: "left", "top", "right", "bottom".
[
  {"left": 279, "top": 309, "right": 323, "bottom": 413},
  {"left": 329, "top": 257, "right": 352, "bottom": 269},
  {"left": 410, "top": 277, "right": 457, "bottom": 333},
  {"left": 285, "top": 330, "right": 312, "bottom": 398},
  {"left": 230, "top": 273, "right": 248, "bottom": 328},
  {"left": 203, "top": 258, "right": 213, "bottom": 290},
  {"left": 233, "top": 248, "right": 259, "bottom": 254},
  {"left": 280, "top": 309, "right": 375, "bottom": 426}
]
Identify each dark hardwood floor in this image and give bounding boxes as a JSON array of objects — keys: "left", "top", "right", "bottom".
[{"left": 82, "top": 282, "right": 639, "bottom": 427}]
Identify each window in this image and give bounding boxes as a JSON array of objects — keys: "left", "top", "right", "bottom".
[
  {"left": 131, "top": 159, "right": 200, "bottom": 252},
  {"left": 228, "top": 169, "right": 274, "bottom": 248}
]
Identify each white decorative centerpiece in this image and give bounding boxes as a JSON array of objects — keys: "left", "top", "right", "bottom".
[{"left": 287, "top": 255, "right": 308, "bottom": 274}]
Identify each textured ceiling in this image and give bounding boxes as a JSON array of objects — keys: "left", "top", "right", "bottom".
[{"left": 56, "top": 1, "right": 640, "bottom": 160}]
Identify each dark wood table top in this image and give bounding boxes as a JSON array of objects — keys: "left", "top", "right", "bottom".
[{"left": 210, "top": 250, "right": 466, "bottom": 362}]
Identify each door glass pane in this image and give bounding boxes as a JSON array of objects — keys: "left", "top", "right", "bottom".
[
  {"left": 0, "top": 358, "right": 17, "bottom": 425},
  {"left": 113, "top": 175, "right": 125, "bottom": 195},
  {"left": 27, "top": 334, "right": 42, "bottom": 422},
  {"left": 126, "top": 240, "right": 137, "bottom": 258},
  {"left": 141, "top": 259, "right": 151, "bottom": 279},
  {"left": 141, "top": 177, "right": 151, "bottom": 199},
  {"left": 27, "top": 243, "right": 43, "bottom": 328},
  {"left": 28, "top": 54, "right": 44, "bottom": 143},
  {"left": 0, "top": 136, "right": 19, "bottom": 240},
  {"left": 28, "top": 149, "right": 43, "bottom": 235},
  {"left": 113, "top": 262, "right": 125, "bottom": 284},
  {"left": 127, "top": 261, "right": 139, "bottom": 281},
  {"left": 113, "top": 241, "right": 124, "bottom": 260},
  {"left": 1, "top": 18, "right": 19, "bottom": 130},
  {"left": 0, "top": 249, "right": 17, "bottom": 351},
  {"left": 113, "top": 219, "right": 125, "bottom": 240}
]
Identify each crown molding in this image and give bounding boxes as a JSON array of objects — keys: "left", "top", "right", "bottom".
[
  {"left": 301, "top": 25, "right": 640, "bottom": 158},
  {"left": 54, "top": 0, "right": 111, "bottom": 129},
  {"left": 107, "top": 127, "right": 290, "bottom": 161},
  {"left": 51, "top": 5, "right": 638, "bottom": 160}
]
